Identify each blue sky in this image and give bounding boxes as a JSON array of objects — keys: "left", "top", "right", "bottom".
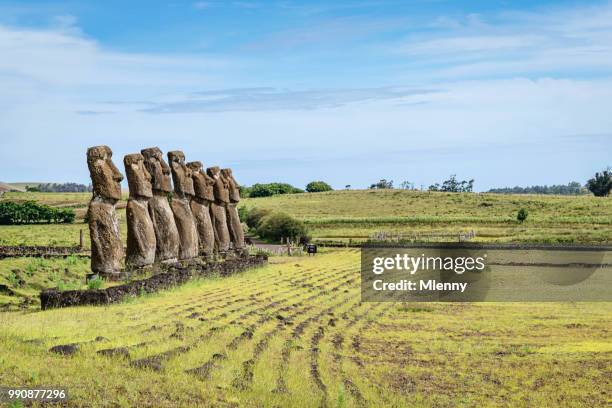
[{"left": 0, "top": 0, "right": 611, "bottom": 190}]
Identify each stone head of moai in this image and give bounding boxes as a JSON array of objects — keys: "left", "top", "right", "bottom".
[
  {"left": 86, "top": 145, "right": 123, "bottom": 201},
  {"left": 187, "top": 161, "right": 215, "bottom": 202},
  {"left": 124, "top": 153, "right": 153, "bottom": 199},
  {"left": 221, "top": 168, "right": 241, "bottom": 203},
  {"left": 141, "top": 147, "right": 172, "bottom": 193},
  {"left": 168, "top": 150, "right": 195, "bottom": 198},
  {"left": 207, "top": 166, "right": 230, "bottom": 203}
]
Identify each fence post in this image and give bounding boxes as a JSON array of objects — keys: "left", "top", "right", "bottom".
[{"left": 79, "top": 229, "right": 84, "bottom": 248}]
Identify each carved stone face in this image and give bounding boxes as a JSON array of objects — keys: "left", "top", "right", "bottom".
[
  {"left": 221, "top": 168, "right": 241, "bottom": 203},
  {"left": 206, "top": 166, "right": 229, "bottom": 203},
  {"left": 141, "top": 147, "right": 172, "bottom": 193},
  {"left": 187, "top": 161, "right": 215, "bottom": 202},
  {"left": 87, "top": 145, "right": 123, "bottom": 200},
  {"left": 168, "top": 150, "right": 195, "bottom": 197},
  {"left": 124, "top": 153, "right": 153, "bottom": 199}
]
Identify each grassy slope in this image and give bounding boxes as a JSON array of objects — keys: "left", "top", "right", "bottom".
[
  {"left": 1, "top": 250, "right": 610, "bottom": 407},
  {"left": 1, "top": 190, "right": 611, "bottom": 246},
  {"left": 242, "top": 190, "right": 612, "bottom": 243}
]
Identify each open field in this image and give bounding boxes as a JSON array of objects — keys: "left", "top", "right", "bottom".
[
  {"left": 248, "top": 190, "right": 612, "bottom": 244},
  {"left": 1, "top": 190, "right": 611, "bottom": 246},
  {"left": 1, "top": 249, "right": 610, "bottom": 407}
]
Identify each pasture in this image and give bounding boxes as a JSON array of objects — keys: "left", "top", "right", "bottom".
[
  {"left": 1, "top": 190, "right": 610, "bottom": 247},
  {"left": 1, "top": 249, "right": 610, "bottom": 407}
]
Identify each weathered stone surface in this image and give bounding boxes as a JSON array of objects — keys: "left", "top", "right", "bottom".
[
  {"left": 221, "top": 168, "right": 245, "bottom": 250},
  {"left": 87, "top": 145, "right": 123, "bottom": 200},
  {"left": 141, "top": 147, "right": 179, "bottom": 262},
  {"left": 141, "top": 147, "right": 172, "bottom": 193},
  {"left": 124, "top": 153, "right": 156, "bottom": 268},
  {"left": 87, "top": 146, "right": 123, "bottom": 275},
  {"left": 88, "top": 199, "right": 123, "bottom": 274},
  {"left": 168, "top": 151, "right": 198, "bottom": 260},
  {"left": 187, "top": 161, "right": 215, "bottom": 256},
  {"left": 206, "top": 166, "right": 231, "bottom": 252}
]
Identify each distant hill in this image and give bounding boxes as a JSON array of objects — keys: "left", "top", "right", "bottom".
[
  {"left": 0, "top": 182, "right": 26, "bottom": 193},
  {"left": 1, "top": 182, "right": 43, "bottom": 192}
]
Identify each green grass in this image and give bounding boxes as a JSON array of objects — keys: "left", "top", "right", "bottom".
[
  {"left": 0, "top": 250, "right": 610, "bottom": 407},
  {"left": 0, "top": 256, "right": 91, "bottom": 310},
  {"left": 1, "top": 190, "right": 610, "bottom": 246},
  {"left": 241, "top": 190, "right": 612, "bottom": 243}
]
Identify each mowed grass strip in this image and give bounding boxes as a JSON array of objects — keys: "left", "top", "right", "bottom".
[{"left": 1, "top": 249, "right": 610, "bottom": 407}]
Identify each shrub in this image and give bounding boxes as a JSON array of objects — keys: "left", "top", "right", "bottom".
[
  {"left": 0, "top": 201, "right": 75, "bottom": 225},
  {"left": 517, "top": 208, "right": 528, "bottom": 223},
  {"left": 586, "top": 168, "right": 612, "bottom": 197},
  {"left": 248, "top": 183, "right": 304, "bottom": 198},
  {"left": 306, "top": 181, "right": 333, "bottom": 193},
  {"left": 246, "top": 208, "right": 273, "bottom": 230},
  {"left": 256, "top": 212, "right": 309, "bottom": 243}
]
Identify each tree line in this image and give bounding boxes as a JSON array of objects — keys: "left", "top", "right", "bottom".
[
  {"left": 0, "top": 201, "right": 76, "bottom": 224},
  {"left": 26, "top": 183, "right": 92, "bottom": 193}
]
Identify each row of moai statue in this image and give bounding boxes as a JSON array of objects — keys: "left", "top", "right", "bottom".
[{"left": 86, "top": 145, "right": 245, "bottom": 277}]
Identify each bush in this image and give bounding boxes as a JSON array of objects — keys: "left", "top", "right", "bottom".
[
  {"left": 246, "top": 208, "right": 273, "bottom": 230},
  {"left": 517, "top": 208, "right": 528, "bottom": 223},
  {"left": 248, "top": 183, "right": 304, "bottom": 198},
  {"left": 586, "top": 168, "right": 612, "bottom": 197},
  {"left": 306, "top": 181, "right": 333, "bottom": 193},
  {"left": 256, "top": 212, "right": 309, "bottom": 243},
  {"left": 0, "top": 201, "right": 75, "bottom": 225},
  {"left": 238, "top": 206, "right": 250, "bottom": 223}
]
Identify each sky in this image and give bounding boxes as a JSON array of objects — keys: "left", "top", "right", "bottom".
[{"left": 0, "top": 0, "right": 611, "bottom": 191}]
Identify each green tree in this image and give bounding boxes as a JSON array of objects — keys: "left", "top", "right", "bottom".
[
  {"left": 586, "top": 168, "right": 612, "bottom": 197},
  {"left": 369, "top": 179, "right": 393, "bottom": 189},
  {"left": 305, "top": 181, "right": 333, "bottom": 193}
]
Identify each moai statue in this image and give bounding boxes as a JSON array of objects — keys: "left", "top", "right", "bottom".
[
  {"left": 221, "top": 168, "right": 245, "bottom": 251},
  {"left": 141, "top": 147, "right": 180, "bottom": 263},
  {"left": 86, "top": 146, "right": 124, "bottom": 276},
  {"left": 168, "top": 151, "right": 199, "bottom": 260},
  {"left": 206, "top": 166, "right": 231, "bottom": 253},
  {"left": 187, "top": 161, "right": 215, "bottom": 256},
  {"left": 124, "top": 153, "right": 156, "bottom": 268}
]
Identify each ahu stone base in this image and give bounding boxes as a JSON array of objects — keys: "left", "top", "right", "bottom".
[{"left": 40, "top": 254, "right": 267, "bottom": 310}]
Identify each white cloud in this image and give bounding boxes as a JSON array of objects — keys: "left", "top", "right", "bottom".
[{"left": 391, "top": 1, "right": 612, "bottom": 80}]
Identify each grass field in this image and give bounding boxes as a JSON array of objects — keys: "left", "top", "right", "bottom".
[
  {"left": 1, "top": 249, "right": 610, "bottom": 407},
  {"left": 1, "top": 190, "right": 611, "bottom": 247}
]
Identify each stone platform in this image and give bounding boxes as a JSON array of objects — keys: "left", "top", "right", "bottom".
[{"left": 40, "top": 254, "right": 267, "bottom": 310}]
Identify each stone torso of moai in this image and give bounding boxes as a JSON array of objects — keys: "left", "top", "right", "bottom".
[
  {"left": 206, "top": 166, "right": 231, "bottom": 253},
  {"left": 86, "top": 146, "right": 124, "bottom": 276},
  {"left": 124, "top": 153, "right": 156, "bottom": 268},
  {"left": 221, "top": 168, "right": 245, "bottom": 251},
  {"left": 141, "top": 147, "right": 180, "bottom": 263},
  {"left": 187, "top": 161, "right": 216, "bottom": 256},
  {"left": 168, "top": 151, "right": 199, "bottom": 260}
]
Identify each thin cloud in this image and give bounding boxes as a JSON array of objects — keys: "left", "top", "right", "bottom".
[{"left": 140, "top": 87, "right": 439, "bottom": 113}]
